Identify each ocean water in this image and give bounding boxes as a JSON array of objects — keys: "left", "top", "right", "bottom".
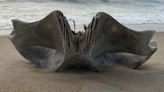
[{"left": 0, "top": 0, "right": 164, "bottom": 30}]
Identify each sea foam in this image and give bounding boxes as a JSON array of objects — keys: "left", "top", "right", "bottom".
[
  {"left": 0, "top": 1, "right": 164, "bottom": 30},
  {"left": 1, "top": 12, "right": 164, "bottom": 30}
]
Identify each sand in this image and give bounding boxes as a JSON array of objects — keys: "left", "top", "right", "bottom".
[{"left": 0, "top": 25, "right": 164, "bottom": 92}]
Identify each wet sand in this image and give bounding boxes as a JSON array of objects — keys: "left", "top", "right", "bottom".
[{"left": 0, "top": 25, "right": 164, "bottom": 92}]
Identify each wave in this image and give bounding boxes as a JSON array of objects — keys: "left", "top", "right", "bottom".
[
  {"left": 4, "top": 0, "right": 109, "bottom": 3},
  {"left": 5, "top": 0, "right": 164, "bottom": 3},
  {"left": 1, "top": 12, "right": 164, "bottom": 30},
  {"left": 1, "top": 0, "right": 164, "bottom": 30}
]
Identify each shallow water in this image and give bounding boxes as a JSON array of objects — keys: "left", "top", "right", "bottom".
[{"left": 0, "top": 0, "right": 164, "bottom": 30}]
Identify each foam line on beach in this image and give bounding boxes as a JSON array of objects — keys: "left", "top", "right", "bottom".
[{"left": 1, "top": 24, "right": 163, "bottom": 36}]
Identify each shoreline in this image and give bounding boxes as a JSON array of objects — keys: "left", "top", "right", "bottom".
[{"left": 0, "top": 24, "right": 163, "bottom": 36}]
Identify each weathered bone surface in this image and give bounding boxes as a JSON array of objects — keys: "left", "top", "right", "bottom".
[{"left": 9, "top": 10, "right": 157, "bottom": 72}]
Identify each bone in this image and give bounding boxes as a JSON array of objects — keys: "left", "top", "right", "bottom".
[{"left": 9, "top": 10, "right": 157, "bottom": 72}]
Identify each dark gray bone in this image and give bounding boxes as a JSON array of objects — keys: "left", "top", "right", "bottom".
[{"left": 9, "top": 10, "right": 157, "bottom": 72}]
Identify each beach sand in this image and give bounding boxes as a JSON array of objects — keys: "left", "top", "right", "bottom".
[{"left": 0, "top": 25, "right": 164, "bottom": 92}]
